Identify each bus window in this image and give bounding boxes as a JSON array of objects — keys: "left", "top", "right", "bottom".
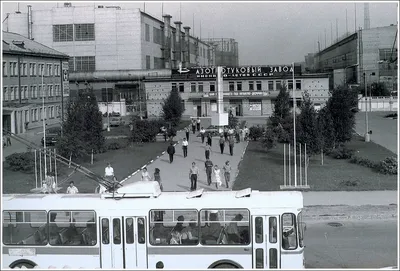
[
  {"left": 149, "top": 209, "right": 198, "bottom": 246},
  {"left": 269, "top": 217, "right": 277, "bottom": 243},
  {"left": 269, "top": 248, "right": 278, "bottom": 269},
  {"left": 2, "top": 211, "right": 47, "bottom": 245},
  {"left": 113, "top": 218, "right": 121, "bottom": 244},
  {"left": 255, "top": 248, "right": 264, "bottom": 268},
  {"left": 126, "top": 218, "right": 134, "bottom": 244},
  {"left": 281, "top": 213, "right": 297, "bottom": 250},
  {"left": 200, "top": 209, "right": 250, "bottom": 245},
  {"left": 255, "top": 217, "right": 263, "bottom": 243},
  {"left": 137, "top": 218, "right": 145, "bottom": 244},
  {"left": 298, "top": 212, "right": 305, "bottom": 248},
  {"left": 102, "top": 218, "right": 109, "bottom": 244},
  {"left": 49, "top": 211, "right": 96, "bottom": 246}
]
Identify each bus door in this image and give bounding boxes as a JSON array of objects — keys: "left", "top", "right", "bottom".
[
  {"left": 252, "top": 215, "right": 281, "bottom": 269},
  {"left": 124, "top": 217, "right": 148, "bottom": 269},
  {"left": 100, "top": 217, "right": 124, "bottom": 269}
]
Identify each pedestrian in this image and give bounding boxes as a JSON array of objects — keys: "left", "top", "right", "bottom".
[
  {"left": 224, "top": 126, "right": 229, "bottom": 141},
  {"left": 104, "top": 163, "right": 114, "bottom": 182},
  {"left": 241, "top": 128, "right": 246, "bottom": 142},
  {"left": 213, "top": 165, "right": 222, "bottom": 189},
  {"left": 200, "top": 127, "right": 206, "bottom": 143},
  {"left": 189, "top": 162, "right": 200, "bottom": 191},
  {"left": 6, "top": 133, "right": 11, "bottom": 146},
  {"left": 66, "top": 181, "right": 79, "bottom": 194},
  {"left": 204, "top": 158, "right": 214, "bottom": 186},
  {"left": 196, "top": 117, "right": 201, "bottom": 131},
  {"left": 223, "top": 161, "right": 232, "bottom": 189},
  {"left": 219, "top": 135, "right": 225, "bottom": 154},
  {"left": 191, "top": 119, "right": 196, "bottom": 134},
  {"left": 3, "top": 134, "right": 6, "bottom": 147},
  {"left": 228, "top": 127, "right": 234, "bottom": 138},
  {"left": 229, "top": 136, "right": 235, "bottom": 156},
  {"left": 235, "top": 128, "right": 240, "bottom": 143},
  {"left": 207, "top": 133, "right": 212, "bottom": 146},
  {"left": 153, "top": 168, "right": 163, "bottom": 191},
  {"left": 167, "top": 142, "right": 175, "bottom": 163},
  {"left": 161, "top": 126, "right": 167, "bottom": 142},
  {"left": 141, "top": 167, "right": 151, "bottom": 181},
  {"left": 184, "top": 127, "right": 190, "bottom": 141},
  {"left": 182, "top": 137, "right": 188, "bottom": 158},
  {"left": 244, "top": 126, "right": 249, "bottom": 141},
  {"left": 204, "top": 142, "right": 212, "bottom": 160}
]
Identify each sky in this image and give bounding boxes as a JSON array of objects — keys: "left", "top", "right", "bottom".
[{"left": 1, "top": 1, "right": 398, "bottom": 65}]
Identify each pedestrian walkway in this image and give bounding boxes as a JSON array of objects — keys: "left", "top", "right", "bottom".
[{"left": 121, "top": 128, "right": 249, "bottom": 192}]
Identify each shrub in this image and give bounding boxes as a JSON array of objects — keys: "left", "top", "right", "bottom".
[
  {"left": 107, "top": 142, "right": 121, "bottom": 150},
  {"left": 377, "top": 157, "right": 398, "bottom": 175},
  {"left": 340, "top": 180, "right": 360, "bottom": 187},
  {"left": 249, "top": 126, "right": 265, "bottom": 141},
  {"left": 261, "top": 127, "right": 277, "bottom": 150},
  {"left": 384, "top": 113, "right": 398, "bottom": 118},
  {"left": 328, "top": 147, "right": 355, "bottom": 159},
  {"left": 5, "top": 152, "right": 35, "bottom": 173},
  {"left": 131, "top": 120, "right": 164, "bottom": 142},
  {"left": 228, "top": 113, "right": 239, "bottom": 128},
  {"left": 349, "top": 156, "right": 376, "bottom": 168}
]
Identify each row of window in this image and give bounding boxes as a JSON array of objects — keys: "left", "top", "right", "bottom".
[
  {"left": 68, "top": 56, "right": 95, "bottom": 72},
  {"left": 3, "top": 62, "right": 61, "bottom": 77},
  {"left": 3, "top": 209, "right": 300, "bottom": 250},
  {"left": 3, "top": 85, "right": 62, "bottom": 101},
  {"left": 53, "top": 24, "right": 95, "bottom": 42}
]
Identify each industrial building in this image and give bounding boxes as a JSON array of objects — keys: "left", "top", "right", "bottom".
[
  {"left": 2, "top": 31, "right": 69, "bottom": 134},
  {"left": 305, "top": 24, "right": 398, "bottom": 93},
  {"left": 3, "top": 3, "right": 216, "bottom": 117},
  {"left": 144, "top": 65, "right": 330, "bottom": 118},
  {"left": 202, "top": 38, "right": 239, "bottom": 66}
]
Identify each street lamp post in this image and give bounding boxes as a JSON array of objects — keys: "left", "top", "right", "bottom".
[
  {"left": 292, "top": 62, "right": 297, "bottom": 187},
  {"left": 363, "top": 72, "right": 370, "bottom": 142},
  {"left": 94, "top": 77, "right": 110, "bottom": 131}
]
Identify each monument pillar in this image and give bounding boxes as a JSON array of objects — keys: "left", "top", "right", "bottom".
[{"left": 211, "top": 66, "right": 229, "bottom": 133}]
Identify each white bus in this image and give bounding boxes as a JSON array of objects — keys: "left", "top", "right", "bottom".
[{"left": 2, "top": 182, "right": 305, "bottom": 269}]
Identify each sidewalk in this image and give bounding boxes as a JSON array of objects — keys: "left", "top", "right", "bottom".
[{"left": 121, "top": 129, "right": 249, "bottom": 192}]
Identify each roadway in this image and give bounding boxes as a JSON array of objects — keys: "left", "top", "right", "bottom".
[{"left": 304, "top": 219, "right": 398, "bottom": 268}]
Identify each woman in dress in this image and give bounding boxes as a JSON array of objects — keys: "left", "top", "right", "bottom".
[
  {"left": 213, "top": 165, "right": 222, "bottom": 189},
  {"left": 153, "top": 168, "right": 163, "bottom": 191},
  {"left": 141, "top": 167, "right": 151, "bottom": 182}
]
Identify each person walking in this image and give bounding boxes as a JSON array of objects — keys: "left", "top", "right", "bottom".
[
  {"left": 223, "top": 161, "right": 232, "bottom": 189},
  {"left": 182, "top": 138, "right": 188, "bottom": 158},
  {"left": 200, "top": 127, "right": 206, "bottom": 143},
  {"left": 141, "top": 167, "right": 151, "bottom": 181},
  {"left": 153, "top": 168, "right": 163, "bottom": 191},
  {"left": 66, "top": 181, "right": 79, "bottom": 194},
  {"left": 204, "top": 158, "right": 214, "bottom": 186},
  {"left": 228, "top": 136, "right": 235, "bottom": 156},
  {"left": 196, "top": 117, "right": 201, "bottom": 131},
  {"left": 6, "top": 133, "right": 11, "bottom": 146},
  {"left": 189, "top": 162, "right": 200, "bottom": 191},
  {"left": 184, "top": 127, "right": 190, "bottom": 141},
  {"left": 191, "top": 119, "right": 196, "bottom": 134},
  {"left": 167, "top": 142, "right": 175, "bottom": 163},
  {"left": 224, "top": 126, "right": 229, "bottom": 141},
  {"left": 204, "top": 142, "right": 212, "bottom": 160},
  {"left": 219, "top": 135, "right": 225, "bottom": 154},
  {"left": 244, "top": 126, "right": 249, "bottom": 141},
  {"left": 104, "top": 163, "right": 114, "bottom": 182},
  {"left": 207, "top": 133, "right": 212, "bottom": 147},
  {"left": 213, "top": 165, "right": 222, "bottom": 189}
]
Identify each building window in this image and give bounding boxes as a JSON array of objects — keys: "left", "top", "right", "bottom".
[
  {"left": 153, "top": 27, "right": 162, "bottom": 45},
  {"left": 210, "top": 82, "right": 215, "bottom": 92},
  {"left": 229, "top": 82, "right": 235, "bottom": 91},
  {"left": 23, "top": 63, "right": 27, "bottom": 76},
  {"left": 296, "top": 80, "right": 301, "bottom": 90},
  {"left": 29, "top": 63, "right": 36, "bottom": 76},
  {"left": 3, "top": 86, "right": 8, "bottom": 101},
  {"left": 146, "top": 55, "right": 151, "bottom": 69},
  {"left": 10, "top": 62, "right": 17, "bottom": 76},
  {"left": 179, "top": 83, "right": 184, "bottom": 93},
  {"left": 268, "top": 81, "right": 274, "bottom": 90},
  {"left": 237, "top": 82, "right": 242, "bottom": 91},
  {"left": 172, "top": 83, "right": 177, "bottom": 91},
  {"left": 256, "top": 81, "right": 262, "bottom": 91},
  {"left": 288, "top": 80, "right": 293, "bottom": 90},
  {"left": 145, "top": 24, "right": 150, "bottom": 42},
  {"left": 3, "top": 61, "right": 7, "bottom": 76},
  {"left": 49, "top": 85, "right": 53, "bottom": 97},
  {"left": 191, "top": 83, "right": 196, "bottom": 92},
  {"left": 24, "top": 86, "right": 28, "bottom": 99},
  {"left": 249, "top": 81, "right": 254, "bottom": 91},
  {"left": 38, "top": 85, "right": 42, "bottom": 98},
  {"left": 47, "top": 64, "right": 52, "bottom": 76},
  {"left": 75, "top": 56, "right": 95, "bottom": 72},
  {"left": 54, "top": 64, "right": 60, "bottom": 76},
  {"left": 37, "top": 64, "right": 44, "bottom": 76},
  {"left": 276, "top": 81, "right": 282, "bottom": 90},
  {"left": 53, "top": 24, "right": 73, "bottom": 42},
  {"left": 198, "top": 82, "right": 204, "bottom": 92},
  {"left": 154, "top": 57, "right": 163, "bottom": 69},
  {"left": 75, "top": 24, "right": 95, "bottom": 41}
]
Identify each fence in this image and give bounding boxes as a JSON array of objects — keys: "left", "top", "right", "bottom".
[{"left": 358, "top": 96, "right": 398, "bottom": 112}]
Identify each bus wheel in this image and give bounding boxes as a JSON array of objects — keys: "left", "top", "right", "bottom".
[
  {"left": 10, "top": 261, "right": 36, "bottom": 269},
  {"left": 214, "top": 263, "right": 239, "bottom": 269}
]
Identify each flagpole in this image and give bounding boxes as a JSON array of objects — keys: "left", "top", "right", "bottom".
[
  {"left": 42, "top": 66, "right": 47, "bottom": 177},
  {"left": 292, "top": 62, "right": 297, "bottom": 187}
]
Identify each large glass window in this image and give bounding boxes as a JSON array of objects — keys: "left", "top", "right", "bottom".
[
  {"left": 75, "top": 56, "right": 95, "bottom": 72},
  {"left": 191, "top": 83, "right": 196, "bottom": 92},
  {"left": 145, "top": 24, "right": 150, "bottom": 42},
  {"left": 281, "top": 213, "right": 297, "bottom": 250},
  {"left": 296, "top": 80, "right": 302, "bottom": 90},
  {"left": 288, "top": 80, "right": 293, "bottom": 90},
  {"left": 149, "top": 209, "right": 198, "bottom": 246},
  {"left": 276, "top": 81, "right": 282, "bottom": 90},
  {"left": 3, "top": 211, "right": 48, "bottom": 245},
  {"left": 75, "top": 24, "right": 95, "bottom": 41},
  {"left": 3, "top": 61, "right": 7, "bottom": 76},
  {"left": 249, "top": 81, "right": 254, "bottom": 91},
  {"left": 48, "top": 211, "right": 96, "bottom": 246},
  {"left": 269, "top": 217, "right": 277, "bottom": 243},
  {"left": 256, "top": 81, "right": 262, "bottom": 91},
  {"left": 237, "top": 82, "right": 242, "bottom": 91},
  {"left": 268, "top": 81, "right": 274, "bottom": 90},
  {"left": 146, "top": 55, "right": 151, "bottom": 70},
  {"left": 179, "top": 83, "right": 184, "bottom": 93},
  {"left": 229, "top": 82, "right": 235, "bottom": 91},
  {"left": 102, "top": 218, "right": 109, "bottom": 244},
  {"left": 198, "top": 82, "right": 204, "bottom": 92},
  {"left": 53, "top": 24, "right": 73, "bottom": 42},
  {"left": 210, "top": 82, "right": 216, "bottom": 92},
  {"left": 255, "top": 217, "right": 263, "bottom": 243},
  {"left": 200, "top": 209, "right": 250, "bottom": 245},
  {"left": 126, "top": 218, "right": 134, "bottom": 244}
]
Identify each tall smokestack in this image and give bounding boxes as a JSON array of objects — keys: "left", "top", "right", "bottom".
[
  {"left": 174, "top": 21, "right": 182, "bottom": 66},
  {"left": 163, "top": 14, "right": 172, "bottom": 69},
  {"left": 28, "top": 5, "right": 33, "bottom": 39},
  {"left": 183, "top": 26, "right": 191, "bottom": 68}
]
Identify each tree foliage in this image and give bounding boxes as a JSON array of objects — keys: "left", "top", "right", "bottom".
[
  {"left": 130, "top": 119, "right": 165, "bottom": 142},
  {"left": 57, "top": 85, "right": 105, "bottom": 159},
  {"left": 161, "top": 88, "right": 184, "bottom": 127},
  {"left": 316, "top": 107, "right": 335, "bottom": 151},
  {"left": 270, "top": 84, "right": 291, "bottom": 127},
  {"left": 370, "top": 82, "right": 391, "bottom": 97},
  {"left": 228, "top": 111, "right": 239, "bottom": 128}
]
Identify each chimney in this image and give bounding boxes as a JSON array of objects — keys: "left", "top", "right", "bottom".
[
  {"left": 163, "top": 14, "right": 172, "bottom": 69},
  {"left": 183, "top": 26, "right": 191, "bottom": 68},
  {"left": 27, "top": 5, "right": 33, "bottom": 40},
  {"left": 174, "top": 21, "right": 182, "bottom": 67}
]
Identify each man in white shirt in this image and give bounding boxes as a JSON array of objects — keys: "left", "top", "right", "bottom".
[
  {"left": 66, "top": 181, "right": 79, "bottom": 194},
  {"left": 105, "top": 163, "right": 114, "bottom": 180}
]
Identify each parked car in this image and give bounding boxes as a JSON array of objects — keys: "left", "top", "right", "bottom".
[
  {"left": 41, "top": 134, "right": 58, "bottom": 147},
  {"left": 109, "top": 117, "right": 123, "bottom": 127}
]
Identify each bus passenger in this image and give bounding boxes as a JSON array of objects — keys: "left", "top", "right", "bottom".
[
  {"left": 170, "top": 230, "right": 182, "bottom": 245},
  {"left": 181, "top": 220, "right": 198, "bottom": 244},
  {"left": 150, "top": 219, "right": 165, "bottom": 244},
  {"left": 201, "top": 211, "right": 222, "bottom": 244},
  {"left": 49, "top": 213, "right": 60, "bottom": 243},
  {"left": 225, "top": 214, "right": 243, "bottom": 244},
  {"left": 172, "top": 215, "right": 184, "bottom": 233}
]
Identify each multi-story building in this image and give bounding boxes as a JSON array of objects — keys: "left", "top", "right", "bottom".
[
  {"left": 2, "top": 31, "right": 69, "bottom": 134},
  {"left": 306, "top": 25, "right": 398, "bottom": 93},
  {"left": 144, "top": 65, "right": 330, "bottom": 118},
  {"left": 3, "top": 3, "right": 215, "bottom": 115},
  {"left": 202, "top": 38, "right": 239, "bottom": 66}
]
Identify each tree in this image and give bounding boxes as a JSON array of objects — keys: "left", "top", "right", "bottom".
[
  {"left": 161, "top": 88, "right": 184, "bottom": 127},
  {"left": 57, "top": 85, "right": 105, "bottom": 159},
  {"left": 316, "top": 107, "right": 335, "bottom": 165},
  {"left": 370, "top": 82, "right": 391, "bottom": 97},
  {"left": 270, "top": 84, "right": 291, "bottom": 127},
  {"left": 325, "top": 86, "right": 358, "bottom": 147}
]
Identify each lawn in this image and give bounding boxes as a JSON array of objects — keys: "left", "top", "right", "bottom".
[{"left": 234, "top": 134, "right": 398, "bottom": 191}]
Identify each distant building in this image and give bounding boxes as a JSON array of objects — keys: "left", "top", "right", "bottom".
[
  {"left": 2, "top": 31, "right": 69, "bottom": 134},
  {"left": 144, "top": 65, "right": 330, "bottom": 118},
  {"left": 202, "top": 38, "right": 239, "bottom": 66}
]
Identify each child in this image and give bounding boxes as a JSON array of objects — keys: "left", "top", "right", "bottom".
[{"left": 153, "top": 168, "right": 163, "bottom": 191}]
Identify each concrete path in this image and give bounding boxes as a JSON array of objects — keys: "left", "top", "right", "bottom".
[{"left": 121, "top": 128, "right": 248, "bottom": 192}]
